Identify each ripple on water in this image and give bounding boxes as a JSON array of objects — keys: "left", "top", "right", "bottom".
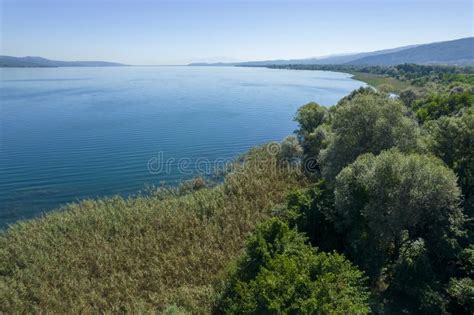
[{"left": 0, "top": 66, "right": 365, "bottom": 227}]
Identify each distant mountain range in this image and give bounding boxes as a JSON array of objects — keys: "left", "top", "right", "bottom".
[
  {"left": 3, "top": 37, "right": 472, "bottom": 68},
  {"left": 0, "top": 56, "right": 127, "bottom": 67},
  {"left": 189, "top": 37, "right": 474, "bottom": 67},
  {"left": 348, "top": 37, "right": 473, "bottom": 66}
]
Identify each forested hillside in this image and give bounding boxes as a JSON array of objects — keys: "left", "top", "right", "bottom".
[
  {"left": 348, "top": 37, "right": 474, "bottom": 66},
  {"left": 191, "top": 37, "right": 474, "bottom": 67}
]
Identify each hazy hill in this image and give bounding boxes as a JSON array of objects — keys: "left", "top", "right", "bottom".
[
  {"left": 236, "top": 45, "right": 418, "bottom": 66},
  {"left": 189, "top": 37, "right": 473, "bottom": 67},
  {"left": 348, "top": 37, "right": 474, "bottom": 66},
  {"left": 188, "top": 45, "right": 416, "bottom": 67},
  {"left": 0, "top": 56, "right": 127, "bottom": 67}
]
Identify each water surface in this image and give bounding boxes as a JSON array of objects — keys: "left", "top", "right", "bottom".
[{"left": 0, "top": 66, "right": 364, "bottom": 227}]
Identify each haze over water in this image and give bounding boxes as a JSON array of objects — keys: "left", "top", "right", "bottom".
[{"left": 0, "top": 66, "right": 364, "bottom": 227}]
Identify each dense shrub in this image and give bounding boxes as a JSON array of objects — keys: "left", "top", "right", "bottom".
[
  {"left": 216, "top": 218, "right": 370, "bottom": 314},
  {"left": 284, "top": 180, "right": 340, "bottom": 252},
  {"left": 413, "top": 89, "right": 474, "bottom": 122}
]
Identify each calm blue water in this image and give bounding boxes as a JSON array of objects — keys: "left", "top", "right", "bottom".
[{"left": 0, "top": 66, "right": 364, "bottom": 227}]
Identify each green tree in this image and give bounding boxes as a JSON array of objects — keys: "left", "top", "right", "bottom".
[
  {"left": 426, "top": 109, "right": 474, "bottom": 216},
  {"left": 319, "top": 94, "right": 421, "bottom": 181},
  {"left": 294, "top": 102, "right": 327, "bottom": 141},
  {"left": 216, "top": 218, "right": 370, "bottom": 315},
  {"left": 335, "top": 86, "right": 379, "bottom": 105},
  {"left": 294, "top": 102, "right": 329, "bottom": 176},
  {"left": 277, "top": 135, "right": 303, "bottom": 164},
  {"left": 399, "top": 88, "right": 418, "bottom": 107},
  {"left": 284, "top": 180, "right": 341, "bottom": 252},
  {"left": 447, "top": 278, "right": 474, "bottom": 313},
  {"left": 446, "top": 245, "right": 474, "bottom": 314},
  {"left": 413, "top": 89, "right": 474, "bottom": 122},
  {"left": 334, "top": 150, "right": 465, "bottom": 313}
]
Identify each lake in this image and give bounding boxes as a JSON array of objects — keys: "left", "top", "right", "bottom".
[{"left": 0, "top": 66, "right": 364, "bottom": 227}]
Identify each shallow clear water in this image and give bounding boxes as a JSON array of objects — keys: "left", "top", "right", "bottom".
[{"left": 0, "top": 66, "right": 364, "bottom": 227}]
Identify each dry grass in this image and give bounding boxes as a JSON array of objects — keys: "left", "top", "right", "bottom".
[
  {"left": 0, "top": 145, "right": 306, "bottom": 314},
  {"left": 350, "top": 72, "right": 410, "bottom": 93}
]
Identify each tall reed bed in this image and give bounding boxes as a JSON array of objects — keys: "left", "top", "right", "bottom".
[{"left": 0, "top": 145, "right": 306, "bottom": 313}]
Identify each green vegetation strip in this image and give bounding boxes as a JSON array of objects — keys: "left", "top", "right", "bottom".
[{"left": 349, "top": 71, "right": 409, "bottom": 93}]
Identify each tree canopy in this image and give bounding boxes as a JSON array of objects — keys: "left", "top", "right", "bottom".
[
  {"left": 334, "top": 149, "right": 466, "bottom": 313},
  {"left": 426, "top": 109, "right": 474, "bottom": 214},
  {"left": 216, "top": 218, "right": 370, "bottom": 315},
  {"left": 319, "top": 93, "right": 421, "bottom": 181}
]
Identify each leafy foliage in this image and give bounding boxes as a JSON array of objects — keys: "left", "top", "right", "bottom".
[
  {"left": 319, "top": 93, "right": 421, "bottom": 181},
  {"left": 277, "top": 135, "right": 303, "bottom": 164},
  {"left": 268, "top": 63, "right": 474, "bottom": 85},
  {"left": 335, "top": 150, "right": 466, "bottom": 313},
  {"left": 293, "top": 102, "right": 328, "bottom": 175},
  {"left": 447, "top": 277, "right": 474, "bottom": 313},
  {"left": 426, "top": 109, "right": 474, "bottom": 214},
  {"left": 446, "top": 245, "right": 474, "bottom": 313},
  {"left": 412, "top": 89, "right": 474, "bottom": 122},
  {"left": 294, "top": 102, "right": 327, "bottom": 140},
  {"left": 284, "top": 180, "right": 340, "bottom": 252},
  {"left": 216, "top": 218, "right": 370, "bottom": 315},
  {"left": 289, "top": 74, "right": 473, "bottom": 312}
]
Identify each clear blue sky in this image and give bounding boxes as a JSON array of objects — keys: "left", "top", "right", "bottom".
[{"left": 0, "top": 0, "right": 472, "bottom": 65}]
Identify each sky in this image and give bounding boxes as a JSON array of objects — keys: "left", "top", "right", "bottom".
[{"left": 0, "top": 0, "right": 472, "bottom": 65}]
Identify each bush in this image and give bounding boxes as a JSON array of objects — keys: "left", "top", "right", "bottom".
[{"left": 216, "top": 218, "right": 370, "bottom": 314}]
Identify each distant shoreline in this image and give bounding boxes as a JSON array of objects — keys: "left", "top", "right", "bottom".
[
  {"left": 0, "top": 65, "right": 131, "bottom": 68},
  {"left": 0, "top": 56, "right": 128, "bottom": 68},
  {"left": 0, "top": 64, "right": 190, "bottom": 68}
]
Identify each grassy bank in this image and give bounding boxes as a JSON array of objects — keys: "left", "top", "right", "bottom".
[
  {"left": 349, "top": 71, "right": 410, "bottom": 93},
  {"left": 0, "top": 145, "right": 306, "bottom": 313},
  {"left": 263, "top": 63, "right": 466, "bottom": 94}
]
